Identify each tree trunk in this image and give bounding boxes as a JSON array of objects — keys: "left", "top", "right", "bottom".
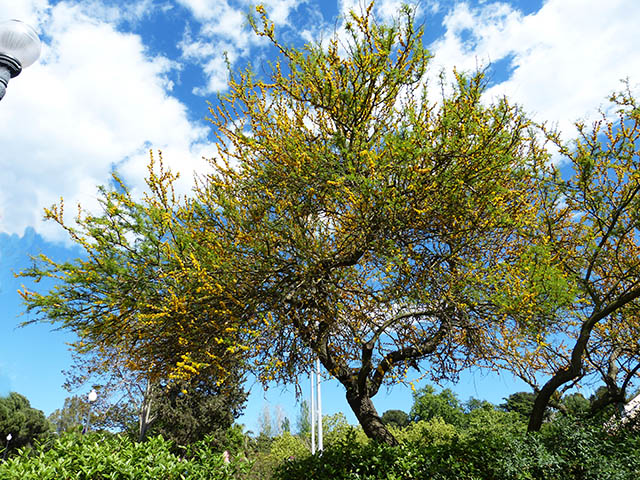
[
  {"left": 138, "top": 382, "right": 156, "bottom": 441},
  {"left": 345, "top": 387, "right": 398, "bottom": 446}
]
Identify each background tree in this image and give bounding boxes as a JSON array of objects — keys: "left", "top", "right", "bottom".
[
  {"left": 180, "top": 3, "right": 548, "bottom": 445},
  {"left": 48, "top": 395, "right": 96, "bottom": 434},
  {"left": 410, "top": 385, "right": 464, "bottom": 426},
  {"left": 0, "top": 392, "right": 51, "bottom": 455},
  {"left": 257, "top": 404, "right": 273, "bottom": 439},
  {"left": 296, "top": 400, "right": 311, "bottom": 436},
  {"left": 145, "top": 373, "right": 247, "bottom": 448},
  {"left": 464, "top": 397, "right": 495, "bottom": 413},
  {"left": 380, "top": 409, "right": 409, "bottom": 428}
]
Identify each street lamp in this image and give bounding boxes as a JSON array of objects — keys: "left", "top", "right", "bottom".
[
  {"left": 0, "top": 19, "right": 41, "bottom": 100},
  {"left": 2, "top": 433, "right": 11, "bottom": 461},
  {"left": 83, "top": 389, "right": 98, "bottom": 434}
]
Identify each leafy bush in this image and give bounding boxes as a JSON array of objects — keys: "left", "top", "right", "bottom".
[
  {"left": 0, "top": 432, "right": 252, "bottom": 480},
  {"left": 275, "top": 415, "right": 640, "bottom": 480},
  {"left": 390, "top": 417, "right": 457, "bottom": 445}
]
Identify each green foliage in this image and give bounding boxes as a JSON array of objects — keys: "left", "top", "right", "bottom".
[
  {"left": 381, "top": 409, "right": 409, "bottom": 428},
  {"left": 275, "top": 414, "right": 640, "bottom": 480},
  {"left": 390, "top": 417, "right": 457, "bottom": 445},
  {"left": 47, "top": 395, "right": 105, "bottom": 435},
  {"left": 536, "top": 415, "right": 640, "bottom": 480},
  {"left": 222, "top": 424, "right": 254, "bottom": 459},
  {"left": 145, "top": 374, "right": 247, "bottom": 449},
  {"left": 561, "top": 392, "right": 590, "bottom": 417},
  {"left": 322, "top": 412, "right": 367, "bottom": 447},
  {"left": 500, "top": 391, "right": 536, "bottom": 418},
  {"left": 268, "top": 432, "right": 309, "bottom": 462},
  {"left": 0, "top": 392, "right": 52, "bottom": 456},
  {"left": 0, "top": 432, "right": 252, "bottom": 480},
  {"left": 410, "top": 385, "right": 464, "bottom": 426}
]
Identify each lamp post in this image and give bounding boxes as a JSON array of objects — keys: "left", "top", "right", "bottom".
[
  {"left": 83, "top": 389, "right": 98, "bottom": 434},
  {"left": 0, "top": 19, "right": 41, "bottom": 100},
  {"left": 2, "top": 433, "right": 11, "bottom": 461}
]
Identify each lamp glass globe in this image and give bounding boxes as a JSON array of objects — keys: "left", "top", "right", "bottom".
[
  {"left": 0, "top": 20, "right": 41, "bottom": 67},
  {"left": 88, "top": 390, "right": 98, "bottom": 403}
]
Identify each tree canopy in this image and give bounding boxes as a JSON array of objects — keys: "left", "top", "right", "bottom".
[{"left": 168, "top": 4, "right": 551, "bottom": 444}]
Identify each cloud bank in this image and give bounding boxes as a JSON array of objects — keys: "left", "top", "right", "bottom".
[{"left": 0, "top": 0, "right": 638, "bottom": 242}]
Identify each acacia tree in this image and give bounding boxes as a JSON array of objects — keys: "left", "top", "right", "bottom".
[
  {"left": 481, "top": 86, "right": 640, "bottom": 431},
  {"left": 175, "top": 4, "right": 549, "bottom": 445},
  {"left": 526, "top": 88, "right": 640, "bottom": 431},
  {"left": 19, "top": 156, "right": 246, "bottom": 440}
]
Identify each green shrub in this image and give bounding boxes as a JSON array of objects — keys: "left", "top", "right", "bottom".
[
  {"left": 0, "top": 432, "right": 252, "bottom": 480},
  {"left": 275, "top": 415, "right": 640, "bottom": 480},
  {"left": 390, "top": 417, "right": 457, "bottom": 445}
]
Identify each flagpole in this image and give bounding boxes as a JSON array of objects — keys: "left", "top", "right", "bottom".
[
  {"left": 316, "top": 357, "right": 323, "bottom": 451},
  {"left": 310, "top": 368, "right": 316, "bottom": 454}
]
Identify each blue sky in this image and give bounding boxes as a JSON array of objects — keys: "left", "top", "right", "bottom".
[{"left": 1, "top": 0, "right": 639, "bottom": 434}]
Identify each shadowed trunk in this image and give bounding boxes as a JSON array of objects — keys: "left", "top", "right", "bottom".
[{"left": 345, "top": 386, "right": 398, "bottom": 446}]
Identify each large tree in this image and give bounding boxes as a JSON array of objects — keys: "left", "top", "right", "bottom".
[{"left": 173, "top": 4, "right": 549, "bottom": 445}]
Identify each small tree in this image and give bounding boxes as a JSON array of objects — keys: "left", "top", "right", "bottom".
[
  {"left": 0, "top": 393, "right": 51, "bottom": 455},
  {"left": 410, "top": 386, "right": 464, "bottom": 426},
  {"left": 146, "top": 373, "right": 247, "bottom": 447},
  {"left": 48, "top": 395, "right": 96, "bottom": 434},
  {"left": 483, "top": 85, "right": 640, "bottom": 431},
  {"left": 380, "top": 409, "right": 409, "bottom": 428},
  {"left": 500, "top": 392, "right": 536, "bottom": 418}
]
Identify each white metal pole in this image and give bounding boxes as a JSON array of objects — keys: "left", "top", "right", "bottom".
[
  {"left": 316, "top": 357, "right": 323, "bottom": 451},
  {"left": 310, "top": 369, "right": 316, "bottom": 454}
]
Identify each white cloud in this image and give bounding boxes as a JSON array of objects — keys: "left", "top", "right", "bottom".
[
  {"left": 178, "top": 0, "right": 301, "bottom": 25},
  {"left": 176, "top": 0, "right": 258, "bottom": 95},
  {"left": 0, "top": 1, "right": 210, "bottom": 240},
  {"left": 428, "top": 0, "right": 640, "bottom": 136},
  {"left": 0, "top": 0, "right": 50, "bottom": 27},
  {"left": 258, "top": 0, "right": 304, "bottom": 26},
  {"left": 176, "top": 1, "right": 307, "bottom": 95},
  {"left": 53, "top": 0, "right": 159, "bottom": 25},
  {"left": 375, "top": 0, "right": 421, "bottom": 24},
  {"left": 176, "top": 0, "right": 222, "bottom": 20}
]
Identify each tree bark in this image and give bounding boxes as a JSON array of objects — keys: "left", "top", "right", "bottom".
[
  {"left": 138, "top": 382, "right": 156, "bottom": 441},
  {"left": 345, "top": 386, "right": 398, "bottom": 446}
]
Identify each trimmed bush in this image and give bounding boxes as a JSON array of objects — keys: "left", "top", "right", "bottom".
[{"left": 0, "top": 432, "right": 251, "bottom": 480}]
